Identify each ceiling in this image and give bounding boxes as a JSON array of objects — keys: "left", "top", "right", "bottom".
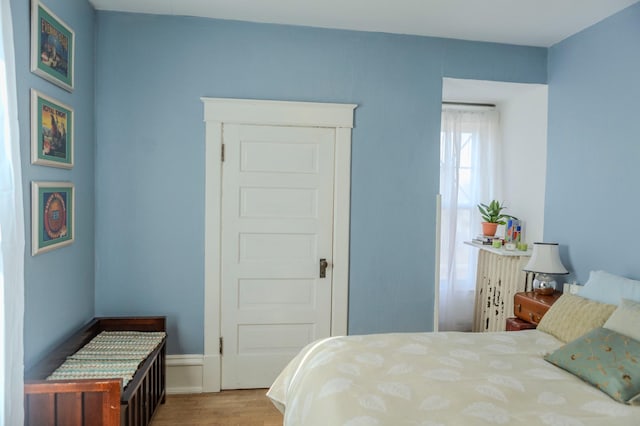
[{"left": 88, "top": 0, "right": 638, "bottom": 47}]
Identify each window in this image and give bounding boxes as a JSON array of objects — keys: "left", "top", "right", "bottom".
[{"left": 439, "top": 108, "right": 501, "bottom": 331}]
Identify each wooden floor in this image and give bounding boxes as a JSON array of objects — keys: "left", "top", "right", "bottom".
[{"left": 150, "top": 389, "right": 284, "bottom": 426}]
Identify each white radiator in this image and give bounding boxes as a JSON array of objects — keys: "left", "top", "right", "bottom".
[{"left": 473, "top": 249, "right": 533, "bottom": 332}]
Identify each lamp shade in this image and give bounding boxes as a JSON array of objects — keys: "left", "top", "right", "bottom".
[{"left": 523, "top": 242, "right": 568, "bottom": 275}]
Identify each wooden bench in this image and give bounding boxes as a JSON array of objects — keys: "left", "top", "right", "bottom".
[{"left": 24, "top": 317, "right": 167, "bottom": 426}]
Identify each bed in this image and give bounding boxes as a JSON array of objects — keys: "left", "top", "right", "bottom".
[{"left": 268, "top": 271, "right": 640, "bottom": 425}]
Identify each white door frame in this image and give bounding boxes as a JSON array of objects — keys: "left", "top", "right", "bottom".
[{"left": 202, "top": 98, "right": 356, "bottom": 392}]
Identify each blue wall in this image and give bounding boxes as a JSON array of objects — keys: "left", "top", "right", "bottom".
[
  {"left": 94, "top": 12, "right": 546, "bottom": 355},
  {"left": 11, "top": 0, "right": 96, "bottom": 368},
  {"left": 545, "top": 3, "right": 640, "bottom": 283},
  {"left": 14, "top": 0, "right": 638, "bottom": 365}
]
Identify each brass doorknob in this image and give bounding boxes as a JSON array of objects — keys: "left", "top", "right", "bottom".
[{"left": 319, "top": 258, "right": 329, "bottom": 278}]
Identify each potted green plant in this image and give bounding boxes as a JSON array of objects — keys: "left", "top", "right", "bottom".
[{"left": 477, "top": 200, "right": 517, "bottom": 237}]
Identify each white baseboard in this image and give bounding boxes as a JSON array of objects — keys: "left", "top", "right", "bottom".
[{"left": 166, "top": 354, "right": 206, "bottom": 395}]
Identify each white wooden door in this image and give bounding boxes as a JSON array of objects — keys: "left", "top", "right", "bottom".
[{"left": 220, "top": 123, "right": 335, "bottom": 389}]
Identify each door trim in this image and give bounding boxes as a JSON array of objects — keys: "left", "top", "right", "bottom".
[{"left": 201, "top": 98, "right": 356, "bottom": 392}]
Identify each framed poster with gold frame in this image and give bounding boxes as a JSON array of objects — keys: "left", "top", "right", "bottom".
[
  {"left": 32, "top": 181, "right": 74, "bottom": 255},
  {"left": 31, "top": 89, "right": 73, "bottom": 168}
]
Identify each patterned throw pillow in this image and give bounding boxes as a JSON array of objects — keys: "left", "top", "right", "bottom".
[
  {"left": 544, "top": 327, "right": 640, "bottom": 405},
  {"left": 537, "top": 293, "right": 616, "bottom": 343}
]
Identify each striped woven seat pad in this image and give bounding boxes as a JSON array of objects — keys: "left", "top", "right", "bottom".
[
  {"left": 47, "top": 359, "right": 140, "bottom": 387},
  {"left": 47, "top": 331, "right": 166, "bottom": 389},
  {"left": 70, "top": 331, "right": 166, "bottom": 360}
]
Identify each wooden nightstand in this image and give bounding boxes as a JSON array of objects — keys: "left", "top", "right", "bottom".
[
  {"left": 506, "top": 291, "right": 562, "bottom": 331},
  {"left": 506, "top": 317, "right": 537, "bottom": 331}
]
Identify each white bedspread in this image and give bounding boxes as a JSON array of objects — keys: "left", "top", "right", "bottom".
[{"left": 267, "top": 330, "right": 640, "bottom": 425}]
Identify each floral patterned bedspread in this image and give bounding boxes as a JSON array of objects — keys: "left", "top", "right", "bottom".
[{"left": 267, "top": 330, "right": 639, "bottom": 425}]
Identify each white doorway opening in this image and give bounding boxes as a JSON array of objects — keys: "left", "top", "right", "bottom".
[{"left": 435, "top": 78, "right": 548, "bottom": 332}]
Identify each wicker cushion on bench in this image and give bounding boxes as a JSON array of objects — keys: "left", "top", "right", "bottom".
[{"left": 47, "top": 331, "right": 166, "bottom": 388}]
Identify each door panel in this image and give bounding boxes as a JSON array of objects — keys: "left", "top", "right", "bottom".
[
  {"left": 241, "top": 141, "right": 320, "bottom": 174},
  {"left": 240, "top": 187, "right": 318, "bottom": 218},
  {"left": 237, "top": 279, "right": 315, "bottom": 309},
  {"left": 220, "top": 124, "right": 335, "bottom": 389}
]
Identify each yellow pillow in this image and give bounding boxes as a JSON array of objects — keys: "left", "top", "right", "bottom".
[{"left": 537, "top": 293, "right": 616, "bottom": 343}]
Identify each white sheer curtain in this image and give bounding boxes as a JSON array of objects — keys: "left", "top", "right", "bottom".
[
  {"left": 0, "top": 0, "right": 25, "bottom": 423},
  {"left": 439, "top": 108, "right": 501, "bottom": 331}
]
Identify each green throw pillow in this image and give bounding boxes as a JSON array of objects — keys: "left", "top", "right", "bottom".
[{"left": 544, "top": 327, "right": 640, "bottom": 405}]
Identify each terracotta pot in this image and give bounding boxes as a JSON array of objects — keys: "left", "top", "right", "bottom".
[{"left": 482, "top": 222, "right": 498, "bottom": 237}]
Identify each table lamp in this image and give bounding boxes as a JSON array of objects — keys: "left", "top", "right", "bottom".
[{"left": 523, "top": 242, "right": 568, "bottom": 295}]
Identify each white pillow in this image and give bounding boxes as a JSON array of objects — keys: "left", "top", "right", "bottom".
[
  {"left": 577, "top": 270, "right": 640, "bottom": 305},
  {"left": 604, "top": 298, "right": 640, "bottom": 342}
]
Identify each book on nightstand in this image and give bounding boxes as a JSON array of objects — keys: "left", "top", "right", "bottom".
[{"left": 472, "top": 235, "right": 493, "bottom": 245}]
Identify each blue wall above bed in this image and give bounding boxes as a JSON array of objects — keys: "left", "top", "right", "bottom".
[
  {"left": 545, "top": 3, "right": 640, "bottom": 284},
  {"left": 93, "top": 13, "right": 546, "bottom": 354}
]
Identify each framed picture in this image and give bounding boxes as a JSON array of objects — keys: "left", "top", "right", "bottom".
[
  {"left": 30, "top": 0, "right": 74, "bottom": 91},
  {"left": 31, "top": 89, "right": 73, "bottom": 168},
  {"left": 32, "top": 181, "right": 75, "bottom": 255}
]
